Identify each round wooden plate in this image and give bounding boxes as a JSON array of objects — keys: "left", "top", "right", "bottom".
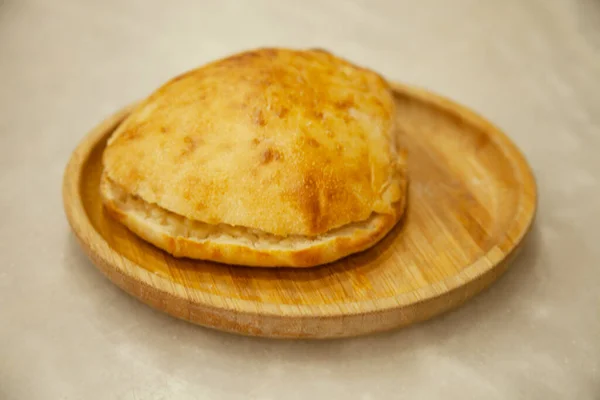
[{"left": 63, "top": 83, "right": 537, "bottom": 339}]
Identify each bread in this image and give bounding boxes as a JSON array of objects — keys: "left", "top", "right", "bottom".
[{"left": 101, "top": 47, "right": 407, "bottom": 267}]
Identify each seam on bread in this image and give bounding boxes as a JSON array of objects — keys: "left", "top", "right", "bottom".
[
  {"left": 100, "top": 173, "right": 406, "bottom": 267},
  {"left": 103, "top": 175, "right": 389, "bottom": 250}
]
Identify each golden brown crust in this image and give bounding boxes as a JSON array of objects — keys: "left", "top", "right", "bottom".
[{"left": 102, "top": 47, "right": 404, "bottom": 238}]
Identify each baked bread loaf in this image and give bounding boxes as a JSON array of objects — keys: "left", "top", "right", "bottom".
[{"left": 101, "top": 48, "right": 407, "bottom": 267}]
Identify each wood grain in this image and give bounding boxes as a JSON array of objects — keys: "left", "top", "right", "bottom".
[{"left": 62, "top": 83, "right": 537, "bottom": 339}]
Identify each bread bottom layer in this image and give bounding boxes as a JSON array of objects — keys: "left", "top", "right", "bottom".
[{"left": 101, "top": 175, "right": 405, "bottom": 267}]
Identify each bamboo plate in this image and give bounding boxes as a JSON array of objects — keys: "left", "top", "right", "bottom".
[{"left": 63, "top": 83, "right": 537, "bottom": 339}]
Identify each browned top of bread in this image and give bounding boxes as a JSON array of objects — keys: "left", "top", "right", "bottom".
[{"left": 103, "top": 48, "right": 404, "bottom": 237}]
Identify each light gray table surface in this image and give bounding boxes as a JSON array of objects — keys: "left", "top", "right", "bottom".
[{"left": 1, "top": 0, "right": 599, "bottom": 399}]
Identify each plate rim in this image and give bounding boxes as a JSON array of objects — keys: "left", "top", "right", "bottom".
[{"left": 63, "top": 82, "right": 537, "bottom": 321}]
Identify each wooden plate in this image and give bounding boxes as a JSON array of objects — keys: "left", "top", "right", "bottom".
[{"left": 63, "top": 83, "right": 537, "bottom": 339}]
